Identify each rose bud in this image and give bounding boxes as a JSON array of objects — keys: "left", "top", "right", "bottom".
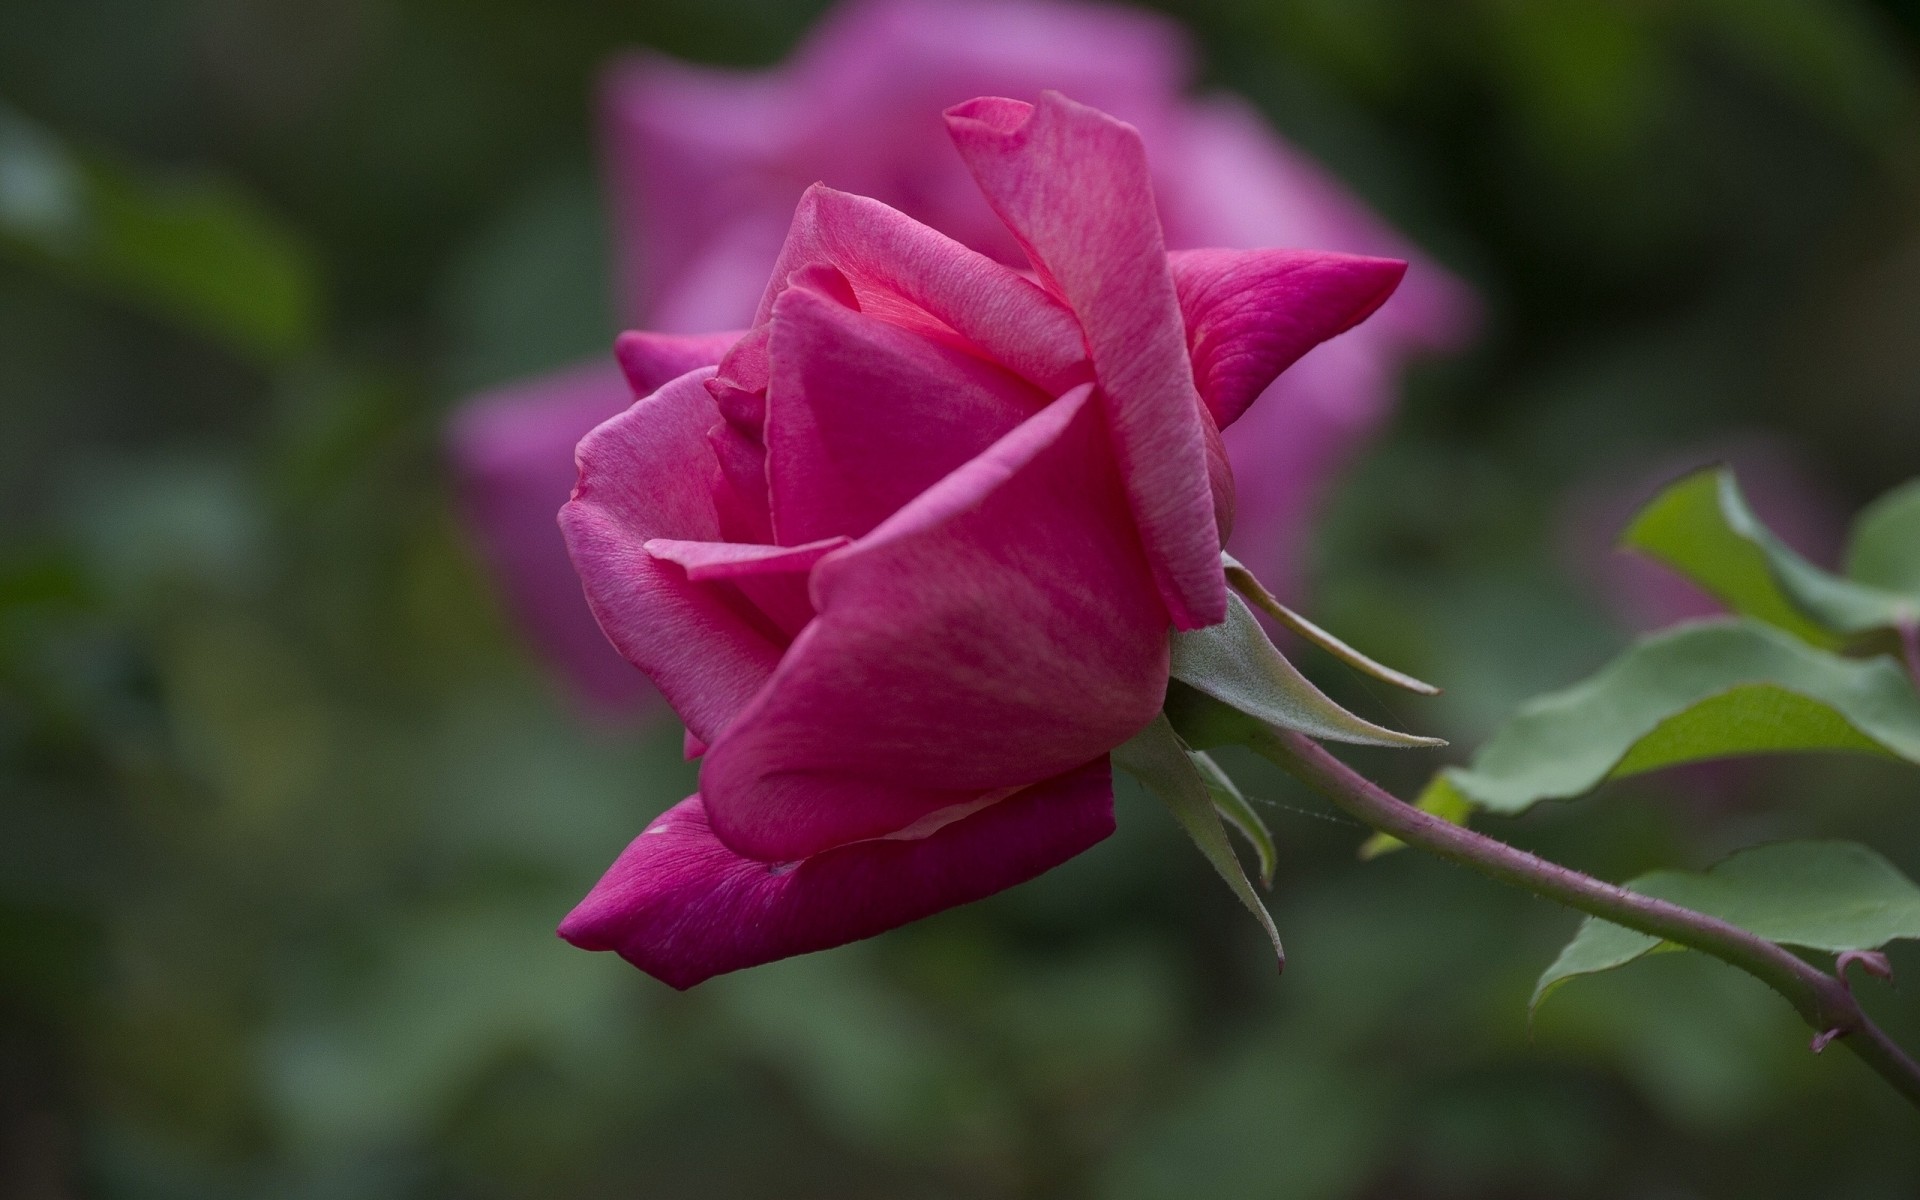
[{"left": 554, "top": 92, "right": 1409, "bottom": 987}]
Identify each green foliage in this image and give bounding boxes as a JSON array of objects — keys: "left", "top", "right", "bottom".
[
  {"left": 1367, "top": 474, "right": 1920, "bottom": 854},
  {"left": 1168, "top": 591, "right": 1442, "bottom": 750},
  {"left": 1114, "top": 715, "right": 1283, "bottom": 964},
  {"left": 1625, "top": 467, "right": 1920, "bottom": 642},
  {"left": 1533, "top": 841, "right": 1920, "bottom": 1011},
  {"left": 0, "top": 103, "right": 316, "bottom": 362},
  {"left": 1847, "top": 479, "right": 1920, "bottom": 597},
  {"left": 1408, "top": 618, "right": 1920, "bottom": 820}
]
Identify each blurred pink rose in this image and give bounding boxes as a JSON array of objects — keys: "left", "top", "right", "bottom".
[
  {"left": 449, "top": 0, "right": 1475, "bottom": 711},
  {"left": 556, "top": 92, "right": 1406, "bottom": 986}
]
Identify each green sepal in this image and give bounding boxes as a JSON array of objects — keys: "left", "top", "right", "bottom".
[
  {"left": 1114, "top": 715, "right": 1283, "bottom": 966},
  {"left": 1169, "top": 592, "right": 1443, "bottom": 751},
  {"left": 1190, "top": 749, "right": 1277, "bottom": 889},
  {"left": 1221, "top": 552, "right": 1439, "bottom": 696},
  {"left": 1533, "top": 841, "right": 1920, "bottom": 1014}
]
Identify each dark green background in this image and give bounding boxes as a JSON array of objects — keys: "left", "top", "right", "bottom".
[{"left": 3, "top": 1, "right": 1918, "bottom": 1196}]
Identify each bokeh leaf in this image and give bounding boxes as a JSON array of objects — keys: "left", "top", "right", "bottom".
[
  {"left": 1623, "top": 467, "right": 1917, "bottom": 642},
  {"left": 1533, "top": 841, "right": 1920, "bottom": 1012},
  {"left": 1845, "top": 479, "right": 1920, "bottom": 597},
  {"left": 1114, "top": 715, "right": 1282, "bottom": 965},
  {"left": 1190, "top": 748, "right": 1276, "bottom": 889},
  {"left": 0, "top": 103, "right": 317, "bottom": 362},
  {"left": 1169, "top": 591, "right": 1443, "bottom": 749},
  {"left": 1417, "top": 618, "right": 1920, "bottom": 819}
]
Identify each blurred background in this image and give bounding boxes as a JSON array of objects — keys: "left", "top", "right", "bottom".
[{"left": 4, "top": 0, "right": 1920, "bottom": 1196}]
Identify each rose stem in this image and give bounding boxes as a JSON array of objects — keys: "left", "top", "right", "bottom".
[{"left": 1248, "top": 724, "right": 1920, "bottom": 1112}]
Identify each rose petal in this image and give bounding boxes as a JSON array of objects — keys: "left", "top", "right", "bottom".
[
  {"left": 765, "top": 276, "right": 1047, "bottom": 544},
  {"left": 559, "top": 756, "right": 1114, "bottom": 989},
  {"left": 1163, "top": 96, "right": 1477, "bottom": 353},
  {"left": 945, "top": 91, "right": 1225, "bottom": 630},
  {"left": 1168, "top": 247, "right": 1406, "bottom": 429},
  {"left": 615, "top": 329, "right": 742, "bottom": 397},
  {"left": 560, "top": 368, "right": 785, "bottom": 743},
  {"left": 643, "top": 535, "right": 851, "bottom": 580},
  {"left": 701, "top": 383, "right": 1168, "bottom": 861},
  {"left": 646, "top": 535, "right": 852, "bottom": 639},
  {"left": 448, "top": 360, "right": 650, "bottom": 710},
  {"left": 756, "top": 185, "right": 1090, "bottom": 395},
  {"left": 709, "top": 439, "right": 776, "bottom": 547}
]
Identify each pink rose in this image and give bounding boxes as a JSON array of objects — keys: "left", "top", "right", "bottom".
[
  {"left": 556, "top": 92, "right": 1408, "bottom": 987},
  {"left": 449, "top": 0, "right": 1475, "bottom": 711}
]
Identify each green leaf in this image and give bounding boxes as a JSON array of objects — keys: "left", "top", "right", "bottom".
[
  {"left": 1169, "top": 592, "right": 1443, "bottom": 751},
  {"left": 1190, "top": 749, "right": 1276, "bottom": 889},
  {"left": 0, "top": 103, "right": 317, "bottom": 362},
  {"left": 1114, "top": 715, "right": 1282, "bottom": 965},
  {"left": 1846, "top": 479, "right": 1920, "bottom": 597},
  {"left": 1533, "top": 841, "right": 1920, "bottom": 1012},
  {"left": 1623, "top": 467, "right": 1916, "bottom": 642},
  {"left": 1424, "top": 618, "right": 1920, "bottom": 818},
  {"left": 1221, "top": 552, "right": 1439, "bottom": 696}
]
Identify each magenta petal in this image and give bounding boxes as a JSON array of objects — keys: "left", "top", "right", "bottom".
[
  {"left": 449, "top": 360, "right": 651, "bottom": 711},
  {"left": 1169, "top": 248, "right": 1406, "bottom": 429},
  {"left": 700, "top": 384, "right": 1168, "bottom": 861},
  {"left": 757, "top": 185, "right": 1089, "bottom": 395},
  {"left": 558, "top": 756, "right": 1115, "bottom": 989},
  {"left": 646, "top": 534, "right": 851, "bottom": 639},
  {"left": 615, "top": 330, "right": 742, "bottom": 397},
  {"left": 946, "top": 92, "right": 1225, "bottom": 630},
  {"left": 1163, "top": 96, "right": 1477, "bottom": 355},
  {"left": 644, "top": 535, "right": 851, "bottom": 580},
  {"left": 765, "top": 278, "right": 1046, "bottom": 544},
  {"left": 704, "top": 322, "right": 778, "bottom": 439},
  {"left": 560, "top": 369, "right": 785, "bottom": 744}
]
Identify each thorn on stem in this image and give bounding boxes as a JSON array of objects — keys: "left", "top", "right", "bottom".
[
  {"left": 1836, "top": 949, "right": 1894, "bottom": 986},
  {"left": 1810, "top": 1028, "right": 1845, "bottom": 1054}
]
